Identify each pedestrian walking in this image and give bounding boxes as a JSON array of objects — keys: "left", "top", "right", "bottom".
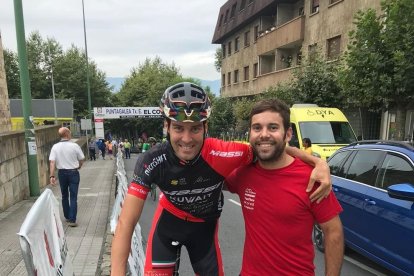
[
  {"left": 49, "top": 127, "right": 85, "bottom": 227},
  {"left": 88, "top": 138, "right": 97, "bottom": 161},
  {"left": 123, "top": 139, "right": 131, "bottom": 159}
]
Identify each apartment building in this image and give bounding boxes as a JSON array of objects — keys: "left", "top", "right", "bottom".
[{"left": 212, "top": 0, "right": 381, "bottom": 98}]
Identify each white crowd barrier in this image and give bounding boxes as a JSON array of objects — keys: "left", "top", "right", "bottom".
[
  {"left": 18, "top": 189, "right": 73, "bottom": 276},
  {"left": 111, "top": 150, "right": 145, "bottom": 275}
]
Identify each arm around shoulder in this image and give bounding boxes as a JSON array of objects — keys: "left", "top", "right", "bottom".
[
  {"left": 286, "top": 146, "right": 332, "bottom": 202},
  {"left": 111, "top": 194, "right": 146, "bottom": 275}
]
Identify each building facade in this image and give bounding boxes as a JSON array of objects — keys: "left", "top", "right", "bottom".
[{"left": 212, "top": 0, "right": 381, "bottom": 98}]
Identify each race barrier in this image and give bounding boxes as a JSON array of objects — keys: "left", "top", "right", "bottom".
[
  {"left": 111, "top": 151, "right": 145, "bottom": 276},
  {"left": 18, "top": 188, "right": 73, "bottom": 276}
]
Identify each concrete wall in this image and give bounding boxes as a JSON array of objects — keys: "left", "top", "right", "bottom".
[
  {"left": 0, "top": 125, "right": 88, "bottom": 212},
  {"left": 0, "top": 130, "right": 28, "bottom": 211},
  {"left": 0, "top": 33, "right": 12, "bottom": 132}
]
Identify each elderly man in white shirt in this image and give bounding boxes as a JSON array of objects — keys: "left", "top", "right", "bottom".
[{"left": 49, "top": 127, "right": 85, "bottom": 227}]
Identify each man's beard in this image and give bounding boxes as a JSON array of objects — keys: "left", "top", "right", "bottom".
[{"left": 252, "top": 140, "right": 286, "bottom": 164}]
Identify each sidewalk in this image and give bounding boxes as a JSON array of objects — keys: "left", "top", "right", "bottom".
[{"left": 0, "top": 157, "right": 116, "bottom": 276}]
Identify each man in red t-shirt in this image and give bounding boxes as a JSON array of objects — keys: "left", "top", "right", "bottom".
[{"left": 226, "top": 99, "right": 344, "bottom": 276}]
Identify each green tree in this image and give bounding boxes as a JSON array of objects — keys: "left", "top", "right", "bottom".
[
  {"left": 259, "top": 82, "right": 297, "bottom": 106},
  {"left": 214, "top": 47, "right": 223, "bottom": 72},
  {"left": 292, "top": 54, "right": 344, "bottom": 107},
  {"left": 3, "top": 49, "right": 20, "bottom": 98},
  {"left": 208, "top": 96, "right": 235, "bottom": 138},
  {"left": 26, "top": 31, "right": 49, "bottom": 98},
  {"left": 110, "top": 57, "right": 184, "bottom": 139},
  {"left": 53, "top": 45, "right": 112, "bottom": 116},
  {"left": 4, "top": 32, "right": 112, "bottom": 118},
  {"left": 232, "top": 97, "right": 255, "bottom": 140},
  {"left": 342, "top": 0, "right": 414, "bottom": 140}
]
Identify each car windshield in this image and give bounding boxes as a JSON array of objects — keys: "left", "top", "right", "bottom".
[{"left": 299, "top": 121, "right": 357, "bottom": 144}]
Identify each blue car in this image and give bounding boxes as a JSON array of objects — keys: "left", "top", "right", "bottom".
[{"left": 313, "top": 140, "right": 414, "bottom": 275}]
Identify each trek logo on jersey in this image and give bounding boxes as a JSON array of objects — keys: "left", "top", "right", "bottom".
[
  {"left": 144, "top": 153, "right": 167, "bottom": 176},
  {"left": 209, "top": 150, "right": 243, "bottom": 158},
  {"left": 243, "top": 188, "right": 256, "bottom": 210}
]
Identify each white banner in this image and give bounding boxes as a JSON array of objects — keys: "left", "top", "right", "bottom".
[
  {"left": 111, "top": 151, "right": 145, "bottom": 275},
  {"left": 94, "top": 107, "right": 162, "bottom": 119},
  {"left": 18, "top": 189, "right": 73, "bottom": 276},
  {"left": 128, "top": 225, "right": 145, "bottom": 276}
]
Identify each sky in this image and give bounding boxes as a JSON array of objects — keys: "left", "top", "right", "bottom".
[{"left": 0, "top": 0, "right": 227, "bottom": 80}]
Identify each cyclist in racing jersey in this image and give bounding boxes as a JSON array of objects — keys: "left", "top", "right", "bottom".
[{"left": 111, "top": 82, "right": 332, "bottom": 276}]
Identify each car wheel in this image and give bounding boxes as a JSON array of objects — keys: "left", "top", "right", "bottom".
[{"left": 313, "top": 224, "right": 325, "bottom": 252}]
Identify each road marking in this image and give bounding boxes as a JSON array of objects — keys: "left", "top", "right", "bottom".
[
  {"left": 228, "top": 199, "right": 241, "bottom": 206},
  {"left": 344, "top": 255, "right": 387, "bottom": 276}
]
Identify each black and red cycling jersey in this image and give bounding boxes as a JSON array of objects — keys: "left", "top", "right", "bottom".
[{"left": 128, "top": 138, "right": 253, "bottom": 221}]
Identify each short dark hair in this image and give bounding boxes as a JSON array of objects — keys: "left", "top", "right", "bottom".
[
  {"left": 249, "top": 99, "right": 290, "bottom": 131},
  {"left": 303, "top": 137, "right": 312, "bottom": 146}
]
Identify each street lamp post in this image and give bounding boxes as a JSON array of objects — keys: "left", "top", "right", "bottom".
[
  {"left": 48, "top": 46, "right": 58, "bottom": 124},
  {"left": 13, "top": 0, "right": 40, "bottom": 196},
  {"left": 82, "top": 0, "right": 93, "bottom": 136}
]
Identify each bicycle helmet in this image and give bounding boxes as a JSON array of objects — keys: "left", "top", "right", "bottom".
[{"left": 160, "top": 82, "right": 212, "bottom": 122}]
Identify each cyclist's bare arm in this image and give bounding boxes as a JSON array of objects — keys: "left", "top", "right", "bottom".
[
  {"left": 111, "top": 194, "right": 145, "bottom": 275},
  {"left": 286, "top": 146, "right": 332, "bottom": 202}
]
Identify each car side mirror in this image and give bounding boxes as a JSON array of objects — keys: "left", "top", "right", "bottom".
[{"left": 387, "top": 184, "right": 414, "bottom": 202}]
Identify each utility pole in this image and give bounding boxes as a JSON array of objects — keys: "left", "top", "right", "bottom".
[
  {"left": 14, "top": 0, "right": 40, "bottom": 196},
  {"left": 82, "top": 0, "right": 94, "bottom": 136},
  {"left": 48, "top": 45, "right": 58, "bottom": 124}
]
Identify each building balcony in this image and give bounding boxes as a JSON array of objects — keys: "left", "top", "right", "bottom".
[
  {"left": 256, "top": 16, "right": 305, "bottom": 56},
  {"left": 221, "top": 67, "right": 295, "bottom": 98}
]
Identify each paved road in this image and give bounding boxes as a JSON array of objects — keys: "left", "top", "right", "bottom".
[{"left": 124, "top": 154, "right": 396, "bottom": 275}]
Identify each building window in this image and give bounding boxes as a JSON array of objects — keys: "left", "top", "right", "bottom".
[
  {"left": 224, "top": 9, "right": 229, "bottom": 23},
  {"left": 311, "top": 0, "right": 319, "bottom": 13},
  {"left": 219, "top": 15, "right": 224, "bottom": 27},
  {"left": 222, "top": 74, "right": 226, "bottom": 87},
  {"left": 234, "top": 70, "right": 239, "bottom": 83},
  {"left": 244, "top": 31, "right": 250, "bottom": 47},
  {"left": 308, "top": 43, "right": 318, "bottom": 62},
  {"left": 327, "top": 36, "right": 341, "bottom": 60},
  {"left": 227, "top": 72, "right": 231, "bottom": 85},
  {"left": 298, "top": 7, "right": 304, "bottom": 16},
  {"left": 222, "top": 44, "right": 226, "bottom": 58},
  {"left": 254, "top": 25, "right": 259, "bottom": 41},
  {"left": 296, "top": 52, "right": 302, "bottom": 65},
  {"left": 253, "top": 63, "right": 258, "bottom": 78},
  {"left": 230, "top": 3, "right": 237, "bottom": 18},
  {"left": 228, "top": 41, "right": 232, "bottom": 56},
  {"left": 244, "top": 66, "right": 249, "bottom": 81},
  {"left": 240, "top": 0, "right": 247, "bottom": 11},
  {"left": 235, "top": 37, "right": 240, "bottom": 52}
]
